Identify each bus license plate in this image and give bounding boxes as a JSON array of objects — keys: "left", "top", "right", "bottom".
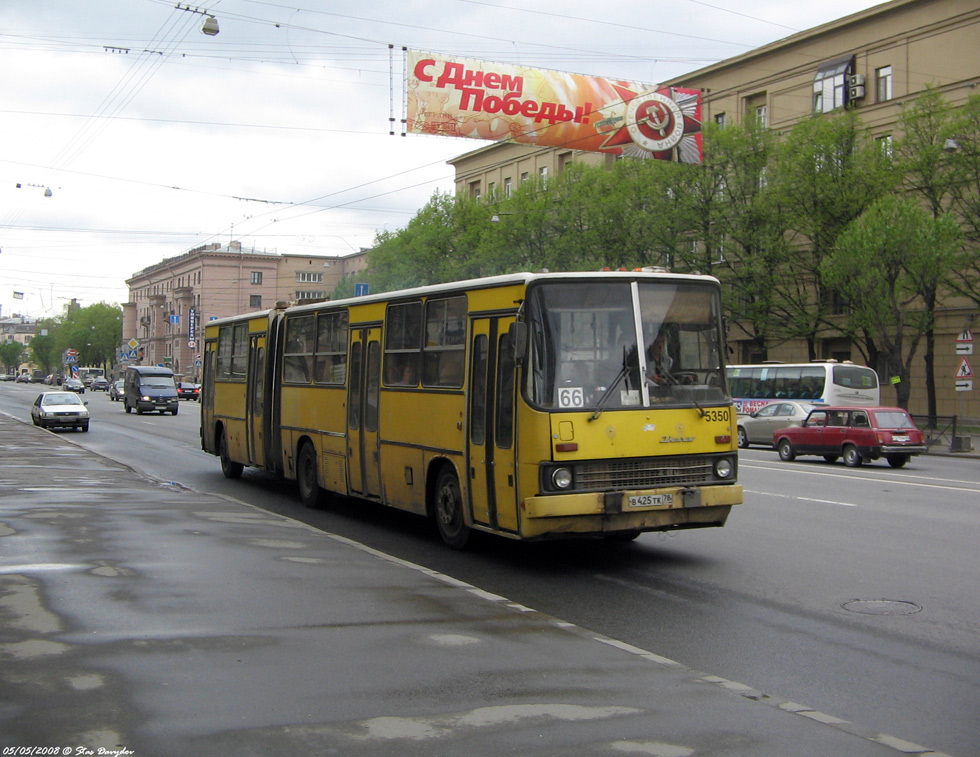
[{"left": 629, "top": 493, "right": 673, "bottom": 508}]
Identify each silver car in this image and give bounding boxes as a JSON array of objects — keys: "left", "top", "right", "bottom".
[
  {"left": 109, "top": 379, "right": 125, "bottom": 402},
  {"left": 31, "top": 391, "right": 90, "bottom": 432},
  {"left": 738, "top": 401, "right": 814, "bottom": 449}
]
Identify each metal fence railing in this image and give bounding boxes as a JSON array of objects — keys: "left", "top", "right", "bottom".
[{"left": 911, "top": 414, "right": 974, "bottom": 453}]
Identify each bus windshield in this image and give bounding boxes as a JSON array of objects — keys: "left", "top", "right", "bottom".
[{"left": 525, "top": 280, "right": 728, "bottom": 411}]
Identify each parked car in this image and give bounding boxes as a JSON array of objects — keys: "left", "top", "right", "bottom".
[
  {"left": 15, "top": 373, "right": 31, "bottom": 383},
  {"left": 109, "top": 379, "right": 125, "bottom": 401},
  {"left": 0, "top": 373, "right": 14, "bottom": 381},
  {"left": 737, "top": 400, "right": 814, "bottom": 448},
  {"left": 63, "top": 377, "right": 86, "bottom": 394},
  {"left": 91, "top": 376, "right": 110, "bottom": 391},
  {"left": 177, "top": 382, "right": 201, "bottom": 401},
  {"left": 31, "top": 391, "right": 90, "bottom": 432},
  {"left": 773, "top": 406, "right": 927, "bottom": 468}
]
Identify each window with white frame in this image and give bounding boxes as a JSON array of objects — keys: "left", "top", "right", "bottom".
[
  {"left": 296, "top": 271, "right": 323, "bottom": 283},
  {"left": 876, "top": 65, "right": 893, "bottom": 102}
]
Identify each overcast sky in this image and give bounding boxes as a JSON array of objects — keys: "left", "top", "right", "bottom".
[{"left": 0, "top": 0, "right": 886, "bottom": 319}]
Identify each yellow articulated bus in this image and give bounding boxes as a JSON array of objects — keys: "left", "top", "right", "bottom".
[{"left": 201, "top": 271, "right": 742, "bottom": 548}]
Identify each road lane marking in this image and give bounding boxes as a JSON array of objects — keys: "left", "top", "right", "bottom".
[
  {"left": 740, "top": 462, "right": 980, "bottom": 496},
  {"left": 746, "top": 490, "right": 858, "bottom": 507}
]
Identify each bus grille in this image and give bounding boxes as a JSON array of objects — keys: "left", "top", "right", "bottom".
[{"left": 574, "top": 456, "right": 714, "bottom": 490}]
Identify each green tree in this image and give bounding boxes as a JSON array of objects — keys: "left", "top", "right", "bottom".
[
  {"left": 687, "top": 120, "right": 786, "bottom": 361},
  {"left": 823, "top": 195, "right": 962, "bottom": 408},
  {"left": 945, "top": 92, "right": 980, "bottom": 307},
  {"left": 28, "top": 319, "right": 60, "bottom": 374},
  {"left": 1, "top": 342, "right": 24, "bottom": 373},
  {"left": 771, "top": 111, "right": 896, "bottom": 362},
  {"left": 368, "top": 193, "right": 494, "bottom": 292},
  {"left": 895, "top": 87, "right": 965, "bottom": 419},
  {"left": 57, "top": 303, "right": 122, "bottom": 372}
]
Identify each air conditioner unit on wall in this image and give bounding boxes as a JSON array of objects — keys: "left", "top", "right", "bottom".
[
  {"left": 849, "top": 85, "right": 866, "bottom": 100},
  {"left": 848, "top": 74, "right": 866, "bottom": 87}
]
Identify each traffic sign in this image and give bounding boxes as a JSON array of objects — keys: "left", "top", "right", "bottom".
[
  {"left": 128, "top": 338, "right": 140, "bottom": 350},
  {"left": 955, "top": 358, "right": 974, "bottom": 379},
  {"left": 955, "top": 380, "right": 973, "bottom": 392},
  {"left": 955, "top": 328, "right": 974, "bottom": 343},
  {"left": 956, "top": 343, "right": 974, "bottom": 355}
]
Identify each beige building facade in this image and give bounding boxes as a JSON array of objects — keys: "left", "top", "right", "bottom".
[
  {"left": 447, "top": 0, "right": 980, "bottom": 421},
  {"left": 123, "top": 241, "right": 367, "bottom": 378}
]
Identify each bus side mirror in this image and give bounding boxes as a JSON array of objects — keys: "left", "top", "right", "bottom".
[{"left": 509, "top": 322, "right": 528, "bottom": 364}]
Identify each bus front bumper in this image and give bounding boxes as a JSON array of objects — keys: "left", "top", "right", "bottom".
[{"left": 519, "top": 484, "right": 742, "bottom": 539}]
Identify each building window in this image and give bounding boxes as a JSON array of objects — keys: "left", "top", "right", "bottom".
[
  {"left": 813, "top": 56, "right": 852, "bottom": 113},
  {"left": 538, "top": 166, "right": 548, "bottom": 186},
  {"left": 876, "top": 65, "right": 893, "bottom": 102},
  {"left": 487, "top": 181, "right": 496, "bottom": 197},
  {"left": 755, "top": 104, "right": 768, "bottom": 127},
  {"left": 876, "top": 134, "right": 893, "bottom": 158},
  {"left": 295, "top": 290, "right": 325, "bottom": 301},
  {"left": 250, "top": 271, "right": 263, "bottom": 285},
  {"left": 296, "top": 271, "right": 323, "bottom": 283},
  {"left": 558, "top": 151, "right": 574, "bottom": 173},
  {"left": 468, "top": 180, "right": 481, "bottom": 200},
  {"left": 715, "top": 112, "right": 726, "bottom": 127},
  {"left": 520, "top": 171, "right": 529, "bottom": 183},
  {"left": 504, "top": 177, "right": 512, "bottom": 198},
  {"left": 249, "top": 295, "right": 262, "bottom": 309}
]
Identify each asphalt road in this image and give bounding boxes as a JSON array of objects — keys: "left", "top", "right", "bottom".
[{"left": 3, "top": 382, "right": 978, "bottom": 756}]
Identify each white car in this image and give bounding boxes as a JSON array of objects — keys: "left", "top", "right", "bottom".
[
  {"left": 738, "top": 400, "right": 813, "bottom": 448},
  {"left": 31, "top": 391, "right": 90, "bottom": 432}
]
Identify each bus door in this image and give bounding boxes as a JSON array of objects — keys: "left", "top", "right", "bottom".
[
  {"left": 347, "top": 326, "right": 382, "bottom": 499},
  {"left": 246, "top": 334, "right": 266, "bottom": 467},
  {"left": 467, "top": 316, "right": 519, "bottom": 533}
]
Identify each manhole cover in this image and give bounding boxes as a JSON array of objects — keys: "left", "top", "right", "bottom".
[{"left": 842, "top": 599, "right": 921, "bottom": 616}]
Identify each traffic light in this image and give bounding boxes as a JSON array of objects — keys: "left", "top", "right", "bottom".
[{"left": 138, "top": 348, "right": 145, "bottom": 361}]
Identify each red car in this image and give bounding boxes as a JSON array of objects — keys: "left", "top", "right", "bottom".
[{"left": 773, "top": 406, "right": 927, "bottom": 468}]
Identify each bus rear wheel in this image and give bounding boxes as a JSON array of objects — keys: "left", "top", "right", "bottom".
[
  {"left": 297, "top": 442, "right": 324, "bottom": 508},
  {"left": 434, "top": 465, "right": 470, "bottom": 550},
  {"left": 219, "top": 429, "right": 244, "bottom": 479}
]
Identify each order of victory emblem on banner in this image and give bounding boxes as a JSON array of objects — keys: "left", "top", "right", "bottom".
[{"left": 406, "top": 50, "right": 702, "bottom": 164}]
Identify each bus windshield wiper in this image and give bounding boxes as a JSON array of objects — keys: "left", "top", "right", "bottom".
[{"left": 589, "top": 349, "right": 632, "bottom": 422}]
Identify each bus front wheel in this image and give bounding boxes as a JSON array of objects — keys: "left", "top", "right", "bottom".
[
  {"left": 219, "top": 430, "right": 244, "bottom": 479},
  {"left": 297, "top": 442, "right": 324, "bottom": 508},
  {"left": 434, "top": 466, "right": 470, "bottom": 550}
]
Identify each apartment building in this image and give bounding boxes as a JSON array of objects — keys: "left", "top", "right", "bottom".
[{"left": 123, "top": 241, "right": 367, "bottom": 376}]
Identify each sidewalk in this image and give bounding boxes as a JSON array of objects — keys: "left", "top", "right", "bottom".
[{"left": 0, "top": 412, "right": 952, "bottom": 756}]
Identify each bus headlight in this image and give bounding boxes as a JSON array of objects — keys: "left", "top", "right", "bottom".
[
  {"left": 714, "top": 457, "right": 734, "bottom": 480},
  {"left": 551, "top": 467, "right": 573, "bottom": 489}
]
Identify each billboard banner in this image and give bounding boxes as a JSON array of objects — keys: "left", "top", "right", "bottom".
[{"left": 407, "top": 50, "right": 702, "bottom": 163}]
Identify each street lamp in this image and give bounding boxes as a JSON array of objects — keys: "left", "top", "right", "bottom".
[{"left": 176, "top": 4, "right": 220, "bottom": 36}]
